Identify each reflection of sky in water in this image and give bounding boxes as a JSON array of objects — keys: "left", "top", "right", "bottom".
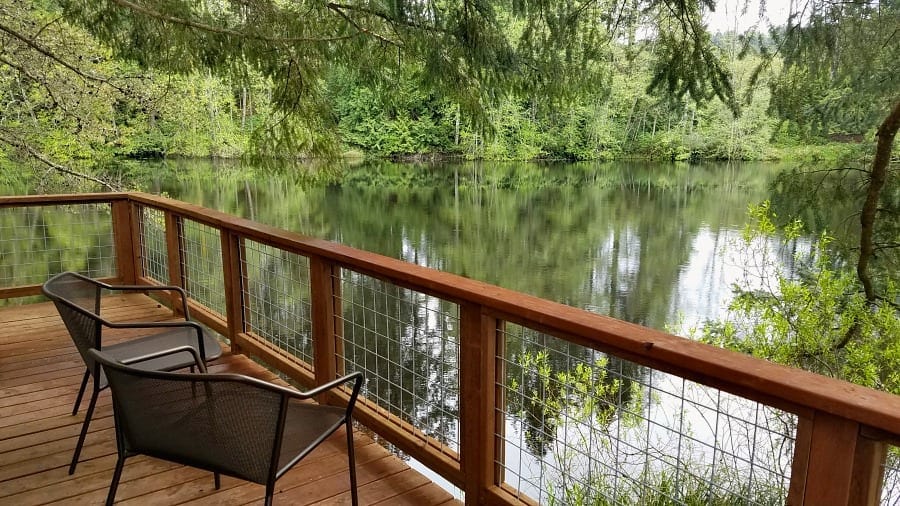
[
  {"left": 135, "top": 160, "right": 878, "bottom": 502},
  {"left": 671, "top": 227, "right": 813, "bottom": 331}
]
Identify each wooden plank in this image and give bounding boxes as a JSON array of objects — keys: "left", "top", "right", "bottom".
[
  {"left": 0, "top": 413, "right": 114, "bottom": 454},
  {"left": 122, "top": 193, "right": 900, "bottom": 439},
  {"left": 311, "top": 467, "right": 431, "bottom": 506},
  {"left": 848, "top": 434, "right": 887, "bottom": 506},
  {"left": 349, "top": 400, "right": 463, "bottom": 488},
  {"left": 0, "top": 285, "right": 44, "bottom": 299},
  {"left": 182, "top": 438, "right": 354, "bottom": 506},
  {"left": 788, "top": 417, "right": 813, "bottom": 505},
  {"left": 0, "top": 193, "right": 130, "bottom": 207},
  {"left": 251, "top": 443, "right": 394, "bottom": 505},
  {"left": 459, "top": 303, "right": 497, "bottom": 504},
  {"left": 219, "top": 230, "right": 246, "bottom": 355},
  {"left": 111, "top": 200, "right": 137, "bottom": 284},
  {"left": 801, "top": 412, "right": 859, "bottom": 504},
  {"left": 310, "top": 255, "right": 338, "bottom": 403},
  {"left": 0, "top": 453, "right": 121, "bottom": 499},
  {"left": 0, "top": 293, "right": 474, "bottom": 506},
  {"left": 373, "top": 482, "right": 454, "bottom": 505},
  {"left": 164, "top": 211, "right": 186, "bottom": 311},
  {"left": 0, "top": 425, "right": 115, "bottom": 467},
  {"left": 7, "top": 456, "right": 177, "bottom": 506}
]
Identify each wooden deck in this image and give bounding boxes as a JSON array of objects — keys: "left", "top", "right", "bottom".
[{"left": 0, "top": 294, "right": 460, "bottom": 505}]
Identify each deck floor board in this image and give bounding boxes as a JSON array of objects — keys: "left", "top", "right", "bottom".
[{"left": 0, "top": 296, "right": 460, "bottom": 505}]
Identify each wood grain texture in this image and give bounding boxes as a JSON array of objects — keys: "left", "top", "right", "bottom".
[{"left": 0, "top": 296, "right": 459, "bottom": 506}]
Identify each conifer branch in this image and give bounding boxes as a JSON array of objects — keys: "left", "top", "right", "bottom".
[
  {"left": 0, "top": 21, "right": 114, "bottom": 88},
  {"left": 325, "top": 3, "right": 399, "bottom": 46},
  {"left": 325, "top": 2, "right": 445, "bottom": 35},
  {"left": 0, "top": 131, "right": 119, "bottom": 191},
  {"left": 109, "top": 0, "right": 353, "bottom": 43}
]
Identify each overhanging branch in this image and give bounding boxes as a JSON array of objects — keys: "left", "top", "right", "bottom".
[{"left": 0, "top": 131, "right": 118, "bottom": 191}]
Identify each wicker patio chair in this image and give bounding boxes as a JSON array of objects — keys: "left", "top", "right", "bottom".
[
  {"left": 89, "top": 347, "right": 364, "bottom": 506},
  {"left": 41, "top": 271, "right": 223, "bottom": 474}
]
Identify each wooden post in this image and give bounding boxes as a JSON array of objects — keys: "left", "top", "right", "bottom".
[
  {"left": 849, "top": 435, "right": 887, "bottom": 506},
  {"left": 493, "top": 319, "right": 506, "bottom": 487},
  {"left": 164, "top": 212, "right": 186, "bottom": 313},
  {"left": 789, "top": 411, "right": 885, "bottom": 505},
  {"left": 111, "top": 200, "right": 138, "bottom": 284},
  {"left": 310, "top": 256, "right": 340, "bottom": 400},
  {"left": 220, "top": 230, "right": 247, "bottom": 354},
  {"left": 460, "top": 303, "right": 499, "bottom": 505},
  {"left": 787, "top": 417, "right": 813, "bottom": 505}
]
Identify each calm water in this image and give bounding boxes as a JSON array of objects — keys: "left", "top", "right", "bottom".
[
  {"left": 137, "top": 158, "right": 793, "bottom": 331},
  {"left": 7, "top": 159, "right": 869, "bottom": 501}
]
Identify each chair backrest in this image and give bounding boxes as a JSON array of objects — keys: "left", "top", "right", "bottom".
[
  {"left": 42, "top": 272, "right": 103, "bottom": 371},
  {"left": 90, "top": 349, "right": 286, "bottom": 485}
]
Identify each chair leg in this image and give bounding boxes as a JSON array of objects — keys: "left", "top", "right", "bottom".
[
  {"left": 346, "top": 419, "right": 358, "bottom": 506},
  {"left": 214, "top": 472, "right": 221, "bottom": 490},
  {"left": 264, "top": 484, "right": 274, "bottom": 506},
  {"left": 72, "top": 369, "right": 90, "bottom": 415},
  {"left": 106, "top": 454, "right": 126, "bottom": 506},
  {"left": 69, "top": 388, "right": 98, "bottom": 475}
]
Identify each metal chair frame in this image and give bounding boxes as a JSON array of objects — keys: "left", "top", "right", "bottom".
[
  {"left": 41, "top": 271, "right": 223, "bottom": 474},
  {"left": 90, "top": 347, "right": 363, "bottom": 506}
]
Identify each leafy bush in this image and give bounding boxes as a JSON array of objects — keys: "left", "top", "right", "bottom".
[{"left": 697, "top": 202, "right": 900, "bottom": 394}]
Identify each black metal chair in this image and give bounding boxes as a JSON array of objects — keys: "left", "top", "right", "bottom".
[
  {"left": 89, "top": 347, "right": 363, "bottom": 506},
  {"left": 41, "top": 271, "right": 223, "bottom": 474}
]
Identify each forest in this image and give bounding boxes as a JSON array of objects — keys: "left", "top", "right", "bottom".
[
  {"left": 1, "top": 0, "right": 893, "bottom": 176},
  {"left": 1, "top": 1, "right": 898, "bottom": 502}
]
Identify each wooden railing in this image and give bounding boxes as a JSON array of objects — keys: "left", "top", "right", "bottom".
[{"left": 2, "top": 192, "right": 899, "bottom": 505}]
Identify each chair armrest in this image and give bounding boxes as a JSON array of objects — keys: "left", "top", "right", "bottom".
[
  {"left": 292, "top": 372, "right": 365, "bottom": 416},
  {"left": 220, "top": 371, "right": 364, "bottom": 408},
  {"left": 118, "top": 345, "right": 208, "bottom": 373},
  {"left": 102, "top": 283, "right": 191, "bottom": 319},
  {"left": 100, "top": 320, "right": 208, "bottom": 360},
  {"left": 298, "top": 372, "right": 364, "bottom": 399}
]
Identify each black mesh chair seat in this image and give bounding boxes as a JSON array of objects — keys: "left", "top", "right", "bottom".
[
  {"left": 97, "top": 327, "right": 223, "bottom": 388},
  {"left": 89, "top": 348, "right": 363, "bottom": 506},
  {"left": 41, "top": 271, "right": 223, "bottom": 474}
]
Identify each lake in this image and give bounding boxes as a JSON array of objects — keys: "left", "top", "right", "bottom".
[
  {"left": 135, "top": 159, "right": 819, "bottom": 502},
  {"left": 5, "top": 158, "right": 850, "bottom": 503},
  {"left": 132, "top": 158, "right": 795, "bottom": 332}
]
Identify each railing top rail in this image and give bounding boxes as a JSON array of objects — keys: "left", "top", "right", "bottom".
[
  {"left": 6, "top": 192, "right": 900, "bottom": 438},
  {"left": 127, "top": 193, "right": 900, "bottom": 437},
  {"left": 0, "top": 192, "right": 134, "bottom": 207}
]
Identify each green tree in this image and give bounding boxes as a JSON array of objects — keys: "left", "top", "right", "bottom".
[
  {"left": 699, "top": 202, "right": 900, "bottom": 393},
  {"left": 53, "top": 0, "right": 732, "bottom": 155},
  {"left": 755, "top": 0, "right": 899, "bottom": 301}
]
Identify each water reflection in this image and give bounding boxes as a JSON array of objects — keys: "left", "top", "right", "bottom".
[
  {"left": 145, "top": 159, "right": 784, "bottom": 332},
  {"left": 6, "top": 159, "right": 812, "bottom": 501}
]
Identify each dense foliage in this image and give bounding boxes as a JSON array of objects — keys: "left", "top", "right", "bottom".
[
  {"left": 5, "top": 0, "right": 889, "bottom": 175},
  {"left": 697, "top": 202, "right": 900, "bottom": 393}
]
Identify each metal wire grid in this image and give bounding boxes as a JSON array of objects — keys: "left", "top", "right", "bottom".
[
  {"left": 179, "top": 218, "right": 226, "bottom": 317},
  {"left": 335, "top": 270, "right": 461, "bottom": 457},
  {"left": 883, "top": 447, "right": 900, "bottom": 505},
  {"left": 497, "top": 324, "right": 795, "bottom": 505},
  {"left": 242, "top": 240, "right": 315, "bottom": 367},
  {"left": 138, "top": 206, "right": 170, "bottom": 284},
  {"left": 0, "top": 205, "right": 116, "bottom": 288}
]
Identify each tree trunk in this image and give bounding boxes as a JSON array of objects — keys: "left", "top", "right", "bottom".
[{"left": 857, "top": 98, "right": 900, "bottom": 302}]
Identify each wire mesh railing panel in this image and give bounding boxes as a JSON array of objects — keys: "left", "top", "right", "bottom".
[
  {"left": 497, "top": 323, "right": 795, "bottom": 505},
  {"left": 336, "top": 270, "right": 461, "bottom": 458},
  {"left": 243, "top": 240, "right": 314, "bottom": 368},
  {"left": 0, "top": 204, "right": 116, "bottom": 289},
  {"left": 883, "top": 447, "right": 900, "bottom": 505},
  {"left": 179, "top": 218, "right": 225, "bottom": 317},
  {"left": 138, "top": 206, "right": 169, "bottom": 284}
]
